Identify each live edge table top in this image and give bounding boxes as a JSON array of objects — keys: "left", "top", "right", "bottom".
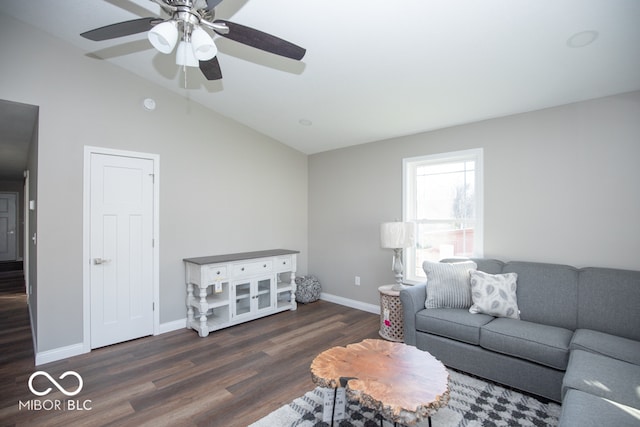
[{"left": 310, "top": 339, "right": 450, "bottom": 426}]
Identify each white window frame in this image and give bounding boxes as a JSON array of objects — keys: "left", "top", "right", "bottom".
[{"left": 402, "top": 148, "right": 484, "bottom": 284}]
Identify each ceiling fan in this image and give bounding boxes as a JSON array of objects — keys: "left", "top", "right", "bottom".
[{"left": 80, "top": 0, "right": 306, "bottom": 81}]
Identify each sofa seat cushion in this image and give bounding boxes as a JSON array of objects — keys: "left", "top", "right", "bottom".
[
  {"left": 480, "top": 318, "right": 572, "bottom": 370},
  {"left": 559, "top": 389, "right": 640, "bottom": 427},
  {"left": 571, "top": 329, "right": 640, "bottom": 365},
  {"left": 415, "top": 308, "right": 494, "bottom": 345},
  {"left": 562, "top": 349, "right": 640, "bottom": 410}
]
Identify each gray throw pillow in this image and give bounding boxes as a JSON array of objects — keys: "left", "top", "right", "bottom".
[
  {"left": 424, "top": 260, "right": 477, "bottom": 309},
  {"left": 469, "top": 270, "right": 520, "bottom": 319}
]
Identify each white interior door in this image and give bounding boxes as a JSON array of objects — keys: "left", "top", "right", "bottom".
[
  {"left": 89, "top": 153, "right": 155, "bottom": 349},
  {"left": 0, "top": 192, "right": 18, "bottom": 262}
]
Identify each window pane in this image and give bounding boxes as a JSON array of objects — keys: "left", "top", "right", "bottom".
[
  {"left": 464, "top": 169, "right": 475, "bottom": 218},
  {"left": 416, "top": 162, "right": 475, "bottom": 220},
  {"left": 413, "top": 222, "right": 476, "bottom": 278}
]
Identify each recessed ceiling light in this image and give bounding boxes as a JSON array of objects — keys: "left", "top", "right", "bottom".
[
  {"left": 566, "top": 30, "right": 599, "bottom": 48},
  {"left": 143, "top": 98, "right": 156, "bottom": 111},
  {"left": 299, "top": 119, "right": 313, "bottom": 126}
]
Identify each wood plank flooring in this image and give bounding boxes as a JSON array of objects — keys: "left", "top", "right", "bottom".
[{"left": 0, "top": 275, "right": 380, "bottom": 427}]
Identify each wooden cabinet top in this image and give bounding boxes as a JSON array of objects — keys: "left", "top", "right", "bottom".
[{"left": 184, "top": 249, "right": 299, "bottom": 265}]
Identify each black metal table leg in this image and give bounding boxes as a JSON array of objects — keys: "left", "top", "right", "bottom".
[{"left": 332, "top": 387, "right": 337, "bottom": 425}]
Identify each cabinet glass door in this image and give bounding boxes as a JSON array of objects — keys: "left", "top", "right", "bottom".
[
  {"left": 234, "top": 281, "right": 251, "bottom": 316},
  {"left": 257, "top": 278, "right": 272, "bottom": 311}
]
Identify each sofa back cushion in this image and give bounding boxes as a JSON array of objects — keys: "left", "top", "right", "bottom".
[
  {"left": 577, "top": 267, "right": 640, "bottom": 341},
  {"left": 502, "top": 261, "right": 578, "bottom": 330},
  {"left": 440, "top": 258, "right": 504, "bottom": 275}
]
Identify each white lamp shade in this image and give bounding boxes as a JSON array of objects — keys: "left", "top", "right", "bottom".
[
  {"left": 191, "top": 27, "right": 217, "bottom": 60},
  {"left": 175, "top": 41, "right": 199, "bottom": 67},
  {"left": 380, "top": 222, "right": 416, "bottom": 249},
  {"left": 148, "top": 21, "right": 178, "bottom": 54}
]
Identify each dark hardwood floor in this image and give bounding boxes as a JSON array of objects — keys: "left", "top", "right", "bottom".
[{"left": 0, "top": 273, "right": 380, "bottom": 427}]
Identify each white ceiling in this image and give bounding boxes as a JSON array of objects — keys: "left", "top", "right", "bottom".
[{"left": 2, "top": 0, "right": 640, "bottom": 155}]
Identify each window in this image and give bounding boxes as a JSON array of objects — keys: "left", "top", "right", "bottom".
[{"left": 403, "top": 149, "right": 483, "bottom": 282}]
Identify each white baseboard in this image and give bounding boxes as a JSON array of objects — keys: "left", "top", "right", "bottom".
[
  {"left": 158, "top": 318, "right": 187, "bottom": 334},
  {"left": 35, "top": 319, "right": 186, "bottom": 366},
  {"left": 28, "top": 298, "right": 37, "bottom": 360},
  {"left": 35, "top": 343, "right": 86, "bottom": 366},
  {"left": 320, "top": 292, "right": 380, "bottom": 315}
]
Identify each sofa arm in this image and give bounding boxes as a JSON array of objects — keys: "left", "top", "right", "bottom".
[{"left": 400, "top": 283, "right": 426, "bottom": 346}]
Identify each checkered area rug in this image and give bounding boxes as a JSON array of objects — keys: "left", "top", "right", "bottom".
[{"left": 250, "top": 370, "right": 561, "bottom": 427}]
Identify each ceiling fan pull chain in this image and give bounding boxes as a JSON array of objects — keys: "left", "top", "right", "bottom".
[{"left": 183, "top": 23, "right": 189, "bottom": 88}]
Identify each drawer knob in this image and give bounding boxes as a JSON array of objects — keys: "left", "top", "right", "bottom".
[
  {"left": 241, "top": 267, "right": 245, "bottom": 271},
  {"left": 263, "top": 264, "right": 267, "bottom": 268}
]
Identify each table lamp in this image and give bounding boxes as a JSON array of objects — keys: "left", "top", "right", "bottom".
[{"left": 380, "top": 222, "right": 416, "bottom": 290}]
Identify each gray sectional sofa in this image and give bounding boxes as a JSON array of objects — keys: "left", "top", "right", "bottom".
[{"left": 400, "top": 258, "right": 640, "bottom": 426}]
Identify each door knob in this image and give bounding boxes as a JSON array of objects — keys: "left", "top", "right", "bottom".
[{"left": 93, "top": 258, "right": 111, "bottom": 265}]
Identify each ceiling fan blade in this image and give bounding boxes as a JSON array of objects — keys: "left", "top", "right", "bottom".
[
  {"left": 80, "top": 17, "right": 157, "bottom": 41},
  {"left": 213, "top": 20, "right": 306, "bottom": 61},
  {"left": 199, "top": 57, "right": 223, "bottom": 80},
  {"left": 205, "top": 0, "right": 224, "bottom": 10}
]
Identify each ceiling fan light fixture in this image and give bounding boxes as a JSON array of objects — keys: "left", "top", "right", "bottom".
[
  {"left": 148, "top": 21, "right": 178, "bottom": 54},
  {"left": 191, "top": 26, "right": 217, "bottom": 60},
  {"left": 176, "top": 41, "right": 199, "bottom": 67},
  {"left": 147, "top": 21, "right": 178, "bottom": 53}
]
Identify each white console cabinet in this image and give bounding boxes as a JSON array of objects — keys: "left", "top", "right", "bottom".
[{"left": 184, "top": 249, "right": 298, "bottom": 337}]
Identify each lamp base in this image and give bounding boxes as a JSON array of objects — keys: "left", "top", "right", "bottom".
[
  {"left": 391, "top": 283, "right": 406, "bottom": 291},
  {"left": 392, "top": 248, "right": 405, "bottom": 290}
]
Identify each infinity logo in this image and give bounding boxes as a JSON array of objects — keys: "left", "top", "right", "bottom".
[{"left": 28, "top": 371, "right": 83, "bottom": 397}]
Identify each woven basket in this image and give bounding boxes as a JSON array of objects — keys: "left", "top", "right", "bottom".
[{"left": 294, "top": 275, "right": 321, "bottom": 304}]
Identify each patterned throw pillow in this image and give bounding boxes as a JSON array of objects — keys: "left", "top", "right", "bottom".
[
  {"left": 469, "top": 270, "right": 520, "bottom": 319},
  {"left": 424, "top": 260, "right": 477, "bottom": 309}
]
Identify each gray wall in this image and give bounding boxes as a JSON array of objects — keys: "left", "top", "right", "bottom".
[
  {"left": 0, "top": 14, "right": 308, "bottom": 353},
  {"left": 309, "top": 91, "right": 640, "bottom": 306}
]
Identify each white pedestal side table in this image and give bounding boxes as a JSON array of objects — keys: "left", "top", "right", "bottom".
[{"left": 378, "top": 285, "right": 404, "bottom": 342}]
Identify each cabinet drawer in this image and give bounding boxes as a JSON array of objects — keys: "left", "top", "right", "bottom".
[
  {"left": 205, "top": 266, "right": 227, "bottom": 282},
  {"left": 232, "top": 260, "right": 273, "bottom": 277},
  {"left": 275, "top": 256, "right": 293, "bottom": 272}
]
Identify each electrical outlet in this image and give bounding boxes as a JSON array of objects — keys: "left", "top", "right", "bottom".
[{"left": 355, "top": 276, "right": 361, "bottom": 286}]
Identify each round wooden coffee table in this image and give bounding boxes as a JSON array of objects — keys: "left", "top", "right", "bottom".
[{"left": 310, "top": 339, "right": 450, "bottom": 426}]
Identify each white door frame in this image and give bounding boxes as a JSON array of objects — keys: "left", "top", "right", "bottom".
[
  {"left": 82, "top": 146, "right": 160, "bottom": 353},
  {"left": 23, "top": 170, "right": 30, "bottom": 299}
]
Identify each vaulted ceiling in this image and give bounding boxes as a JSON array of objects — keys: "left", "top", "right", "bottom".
[{"left": 2, "top": 0, "right": 640, "bottom": 155}]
